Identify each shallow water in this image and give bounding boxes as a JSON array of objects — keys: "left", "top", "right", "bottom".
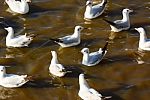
[{"left": 0, "top": 0, "right": 150, "bottom": 100}]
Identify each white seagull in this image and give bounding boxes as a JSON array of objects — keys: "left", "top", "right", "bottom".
[
  {"left": 84, "top": 0, "right": 107, "bottom": 20},
  {"left": 4, "top": 27, "right": 33, "bottom": 47},
  {"left": 135, "top": 27, "right": 150, "bottom": 51},
  {"left": 49, "top": 51, "right": 70, "bottom": 77},
  {"left": 50, "top": 26, "right": 84, "bottom": 48},
  {"left": 5, "top": 0, "right": 31, "bottom": 14},
  {"left": 104, "top": 8, "right": 133, "bottom": 32},
  {"left": 0, "top": 65, "right": 31, "bottom": 88},
  {"left": 81, "top": 42, "right": 108, "bottom": 66},
  {"left": 78, "top": 74, "right": 111, "bottom": 100}
]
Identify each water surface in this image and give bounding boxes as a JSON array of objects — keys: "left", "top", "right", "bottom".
[{"left": 0, "top": 0, "right": 150, "bottom": 100}]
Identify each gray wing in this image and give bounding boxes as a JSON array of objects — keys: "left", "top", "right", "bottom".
[
  {"left": 60, "top": 36, "right": 79, "bottom": 45},
  {"left": 89, "top": 53, "right": 102, "bottom": 64},
  {"left": 114, "top": 20, "right": 129, "bottom": 29},
  {"left": 91, "top": 4, "right": 105, "bottom": 17},
  {"left": 2, "top": 74, "right": 26, "bottom": 86}
]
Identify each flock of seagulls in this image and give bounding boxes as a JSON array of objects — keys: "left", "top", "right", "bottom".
[{"left": 0, "top": 0, "right": 149, "bottom": 99}]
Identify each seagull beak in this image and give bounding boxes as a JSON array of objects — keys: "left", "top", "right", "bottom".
[
  {"left": 134, "top": 28, "right": 138, "bottom": 31},
  {"left": 129, "top": 9, "right": 133, "bottom": 13},
  {"left": 84, "top": 27, "right": 88, "bottom": 29},
  {"left": 4, "top": 27, "right": 9, "bottom": 30},
  {"left": 134, "top": 28, "right": 138, "bottom": 30}
]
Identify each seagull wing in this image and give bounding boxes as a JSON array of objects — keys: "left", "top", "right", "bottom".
[
  {"left": 10, "top": 35, "right": 32, "bottom": 46},
  {"left": 60, "top": 35, "right": 79, "bottom": 45},
  {"left": 2, "top": 74, "right": 27, "bottom": 87},
  {"left": 89, "top": 52, "right": 102, "bottom": 64},
  {"left": 89, "top": 88, "right": 102, "bottom": 97},
  {"left": 92, "top": 4, "right": 106, "bottom": 17}
]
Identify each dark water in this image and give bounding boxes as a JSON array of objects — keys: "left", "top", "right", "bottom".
[{"left": 0, "top": 0, "right": 150, "bottom": 100}]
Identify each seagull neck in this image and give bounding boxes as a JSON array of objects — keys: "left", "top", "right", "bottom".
[
  {"left": 72, "top": 31, "right": 80, "bottom": 38},
  {"left": 0, "top": 72, "right": 5, "bottom": 79},
  {"left": 85, "top": 5, "right": 92, "bottom": 14},
  {"left": 6, "top": 30, "right": 14, "bottom": 39},
  {"left": 83, "top": 53, "right": 89, "bottom": 62},
  {"left": 79, "top": 77, "right": 89, "bottom": 90},
  {"left": 139, "top": 31, "right": 147, "bottom": 44},
  {"left": 122, "top": 13, "right": 130, "bottom": 22},
  {"left": 51, "top": 54, "right": 59, "bottom": 65}
]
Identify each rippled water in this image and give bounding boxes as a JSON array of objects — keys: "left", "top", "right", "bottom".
[{"left": 0, "top": 0, "right": 150, "bottom": 100}]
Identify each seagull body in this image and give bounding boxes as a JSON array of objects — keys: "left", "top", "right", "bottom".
[
  {"left": 4, "top": 27, "right": 33, "bottom": 47},
  {"left": 0, "top": 66, "right": 30, "bottom": 88},
  {"left": 5, "top": 0, "right": 31, "bottom": 14},
  {"left": 78, "top": 74, "right": 111, "bottom": 100},
  {"left": 50, "top": 26, "right": 84, "bottom": 48},
  {"left": 84, "top": 0, "right": 107, "bottom": 20},
  {"left": 135, "top": 27, "right": 150, "bottom": 51},
  {"left": 104, "top": 8, "right": 133, "bottom": 32},
  {"left": 49, "top": 51, "right": 67, "bottom": 77},
  {"left": 81, "top": 42, "right": 108, "bottom": 66}
]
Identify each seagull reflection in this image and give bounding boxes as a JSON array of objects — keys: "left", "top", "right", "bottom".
[
  {"left": 108, "top": 31, "right": 118, "bottom": 40},
  {"left": 5, "top": 48, "right": 24, "bottom": 58},
  {"left": 133, "top": 50, "right": 145, "bottom": 64}
]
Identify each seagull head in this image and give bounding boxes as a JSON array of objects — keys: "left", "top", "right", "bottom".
[
  {"left": 75, "top": 26, "right": 84, "bottom": 33},
  {"left": 51, "top": 51, "right": 57, "bottom": 58},
  {"left": 123, "top": 8, "right": 133, "bottom": 14},
  {"left": 4, "top": 27, "right": 13, "bottom": 33},
  {"left": 79, "top": 74, "right": 85, "bottom": 80},
  {"left": 135, "top": 27, "right": 145, "bottom": 34},
  {"left": 0, "top": 66, "right": 6, "bottom": 76},
  {"left": 86, "top": 0, "right": 93, "bottom": 6},
  {"left": 79, "top": 74, "right": 89, "bottom": 88},
  {"left": 81, "top": 48, "right": 89, "bottom": 54}
]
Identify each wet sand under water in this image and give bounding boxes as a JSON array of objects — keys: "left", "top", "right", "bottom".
[{"left": 0, "top": 0, "right": 150, "bottom": 100}]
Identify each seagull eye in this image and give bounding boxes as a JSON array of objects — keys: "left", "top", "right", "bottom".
[{"left": 78, "top": 28, "right": 81, "bottom": 31}]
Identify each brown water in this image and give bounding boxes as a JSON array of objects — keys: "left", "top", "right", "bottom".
[{"left": 0, "top": 0, "right": 150, "bottom": 100}]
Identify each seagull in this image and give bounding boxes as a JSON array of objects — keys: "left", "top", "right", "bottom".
[
  {"left": 50, "top": 26, "right": 84, "bottom": 48},
  {"left": 103, "top": 8, "right": 133, "bottom": 32},
  {"left": 81, "top": 42, "right": 108, "bottom": 66},
  {"left": 49, "top": 51, "right": 71, "bottom": 77},
  {"left": 4, "top": 27, "right": 33, "bottom": 47},
  {"left": 78, "top": 74, "right": 111, "bottom": 100},
  {"left": 135, "top": 27, "right": 150, "bottom": 51},
  {"left": 5, "top": 0, "right": 31, "bottom": 14},
  {"left": 84, "top": 0, "right": 107, "bottom": 20},
  {"left": 0, "top": 65, "right": 32, "bottom": 88}
]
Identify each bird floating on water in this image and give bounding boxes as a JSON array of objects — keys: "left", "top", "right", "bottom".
[
  {"left": 81, "top": 42, "right": 108, "bottom": 66},
  {"left": 5, "top": 0, "right": 31, "bottom": 14},
  {"left": 50, "top": 26, "right": 84, "bottom": 48},
  {"left": 84, "top": 0, "right": 107, "bottom": 20},
  {"left": 49, "top": 51, "right": 71, "bottom": 77},
  {"left": 135, "top": 27, "right": 150, "bottom": 51},
  {"left": 0, "top": 65, "right": 32, "bottom": 88},
  {"left": 4, "top": 27, "right": 33, "bottom": 47},
  {"left": 78, "top": 74, "right": 111, "bottom": 100},
  {"left": 104, "top": 8, "right": 133, "bottom": 32}
]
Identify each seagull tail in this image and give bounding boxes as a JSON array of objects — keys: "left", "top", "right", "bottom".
[
  {"left": 62, "top": 69, "right": 72, "bottom": 73},
  {"left": 102, "top": 42, "right": 108, "bottom": 55},
  {"left": 101, "top": 96, "right": 112, "bottom": 99},
  {"left": 103, "top": 19, "right": 116, "bottom": 26},
  {"left": 103, "top": 0, "right": 107, "bottom": 5},
  {"left": 25, "top": 74, "right": 39, "bottom": 81},
  {"left": 50, "top": 38, "right": 63, "bottom": 43}
]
